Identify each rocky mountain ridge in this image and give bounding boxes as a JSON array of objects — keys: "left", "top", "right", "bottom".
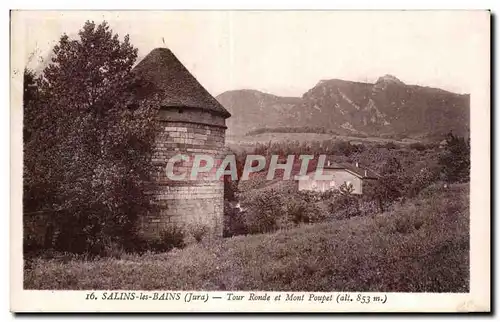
[{"left": 216, "top": 75, "right": 470, "bottom": 140}]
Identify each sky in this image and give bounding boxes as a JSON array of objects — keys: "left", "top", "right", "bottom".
[{"left": 17, "top": 10, "right": 489, "bottom": 97}]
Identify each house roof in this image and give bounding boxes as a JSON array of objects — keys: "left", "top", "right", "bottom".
[
  {"left": 132, "top": 48, "right": 231, "bottom": 118},
  {"left": 322, "top": 162, "right": 380, "bottom": 180}
]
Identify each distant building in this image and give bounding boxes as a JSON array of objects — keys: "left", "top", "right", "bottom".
[{"left": 298, "top": 162, "right": 380, "bottom": 195}]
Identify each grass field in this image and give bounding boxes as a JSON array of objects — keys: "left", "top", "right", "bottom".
[{"left": 24, "top": 183, "right": 469, "bottom": 292}]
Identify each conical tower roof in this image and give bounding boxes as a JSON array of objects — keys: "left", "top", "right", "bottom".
[{"left": 132, "top": 48, "right": 231, "bottom": 118}]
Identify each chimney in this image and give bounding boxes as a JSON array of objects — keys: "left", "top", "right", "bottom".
[
  {"left": 327, "top": 161, "right": 331, "bottom": 166},
  {"left": 364, "top": 170, "right": 367, "bottom": 177},
  {"left": 355, "top": 162, "right": 359, "bottom": 168}
]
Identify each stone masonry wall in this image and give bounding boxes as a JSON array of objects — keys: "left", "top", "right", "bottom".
[{"left": 139, "top": 119, "right": 227, "bottom": 240}]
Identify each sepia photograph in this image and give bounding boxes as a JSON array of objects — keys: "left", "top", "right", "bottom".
[{"left": 10, "top": 9, "right": 490, "bottom": 312}]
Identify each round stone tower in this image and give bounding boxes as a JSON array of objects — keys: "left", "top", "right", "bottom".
[{"left": 132, "top": 48, "right": 231, "bottom": 240}]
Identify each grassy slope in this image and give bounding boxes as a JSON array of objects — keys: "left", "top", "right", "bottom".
[{"left": 24, "top": 184, "right": 469, "bottom": 292}]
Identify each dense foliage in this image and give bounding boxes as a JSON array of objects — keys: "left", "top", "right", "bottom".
[
  {"left": 223, "top": 135, "right": 469, "bottom": 237},
  {"left": 246, "top": 126, "right": 340, "bottom": 136},
  {"left": 25, "top": 183, "right": 469, "bottom": 292},
  {"left": 438, "top": 132, "right": 471, "bottom": 183},
  {"left": 23, "top": 21, "right": 160, "bottom": 255},
  {"left": 23, "top": 21, "right": 470, "bottom": 268}
]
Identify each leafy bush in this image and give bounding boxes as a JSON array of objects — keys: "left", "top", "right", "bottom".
[
  {"left": 409, "top": 142, "right": 427, "bottom": 151},
  {"left": 223, "top": 163, "right": 240, "bottom": 201},
  {"left": 223, "top": 200, "right": 248, "bottom": 237},
  {"left": 438, "top": 132, "right": 470, "bottom": 183},
  {"left": 133, "top": 226, "right": 186, "bottom": 254},
  {"left": 188, "top": 223, "right": 210, "bottom": 243},
  {"left": 383, "top": 142, "right": 398, "bottom": 150},
  {"left": 328, "top": 192, "right": 361, "bottom": 220},
  {"left": 238, "top": 188, "right": 329, "bottom": 235},
  {"left": 296, "top": 190, "right": 335, "bottom": 202},
  {"left": 285, "top": 194, "right": 324, "bottom": 225},
  {"left": 407, "top": 166, "right": 441, "bottom": 198},
  {"left": 243, "top": 189, "right": 286, "bottom": 234}
]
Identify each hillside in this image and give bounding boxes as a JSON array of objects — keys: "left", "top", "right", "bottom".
[
  {"left": 25, "top": 183, "right": 469, "bottom": 292},
  {"left": 216, "top": 89, "right": 303, "bottom": 137},
  {"left": 216, "top": 75, "right": 470, "bottom": 139}
]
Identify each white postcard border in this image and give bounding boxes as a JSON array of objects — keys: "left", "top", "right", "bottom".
[{"left": 9, "top": 9, "right": 491, "bottom": 313}]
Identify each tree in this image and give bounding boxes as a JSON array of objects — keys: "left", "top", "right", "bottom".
[
  {"left": 23, "top": 68, "right": 44, "bottom": 211},
  {"left": 244, "top": 189, "right": 285, "bottom": 234},
  {"left": 23, "top": 68, "right": 54, "bottom": 252},
  {"left": 24, "top": 21, "right": 160, "bottom": 254},
  {"left": 381, "top": 156, "right": 402, "bottom": 175},
  {"left": 339, "top": 182, "right": 355, "bottom": 195},
  {"left": 438, "top": 131, "right": 470, "bottom": 183},
  {"left": 407, "top": 166, "right": 440, "bottom": 198},
  {"left": 23, "top": 68, "right": 39, "bottom": 142},
  {"left": 371, "top": 175, "right": 404, "bottom": 212},
  {"left": 364, "top": 157, "right": 407, "bottom": 213},
  {"left": 328, "top": 183, "right": 362, "bottom": 219}
]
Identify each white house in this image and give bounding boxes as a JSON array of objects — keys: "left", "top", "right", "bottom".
[{"left": 298, "top": 162, "right": 380, "bottom": 195}]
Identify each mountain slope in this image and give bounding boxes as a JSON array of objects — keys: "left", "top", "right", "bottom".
[
  {"left": 216, "top": 75, "right": 470, "bottom": 139},
  {"left": 216, "top": 89, "right": 303, "bottom": 136}
]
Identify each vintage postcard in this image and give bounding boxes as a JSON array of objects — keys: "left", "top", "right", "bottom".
[{"left": 10, "top": 10, "right": 490, "bottom": 313}]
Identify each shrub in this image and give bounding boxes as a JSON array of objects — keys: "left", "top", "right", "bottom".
[
  {"left": 223, "top": 200, "right": 248, "bottom": 237},
  {"left": 240, "top": 188, "right": 332, "bottom": 235},
  {"left": 224, "top": 173, "right": 239, "bottom": 201},
  {"left": 409, "top": 142, "right": 427, "bottom": 151},
  {"left": 418, "top": 181, "right": 456, "bottom": 199},
  {"left": 328, "top": 193, "right": 361, "bottom": 220},
  {"left": 383, "top": 142, "right": 398, "bottom": 150},
  {"left": 297, "top": 190, "right": 334, "bottom": 202},
  {"left": 339, "top": 182, "right": 355, "bottom": 195},
  {"left": 332, "top": 141, "right": 363, "bottom": 157},
  {"left": 407, "top": 166, "right": 441, "bottom": 198},
  {"left": 243, "top": 189, "right": 286, "bottom": 234},
  {"left": 438, "top": 132, "right": 470, "bottom": 183},
  {"left": 358, "top": 199, "right": 379, "bottom": 217},
  {"left": 133, "top": 226, "right": 186, "bottom": 254},
  {"left": 188, "top": 223, "right": 210, "bottom": 243},
  {"left": 226, "top": 188, "right": 330, "bottom": 237},
  {"left": 103, "top": 242, "right": 127, "bottom": 259},
  {"left": 285, "top": 195, "right": 324, "bottom": 225}
]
